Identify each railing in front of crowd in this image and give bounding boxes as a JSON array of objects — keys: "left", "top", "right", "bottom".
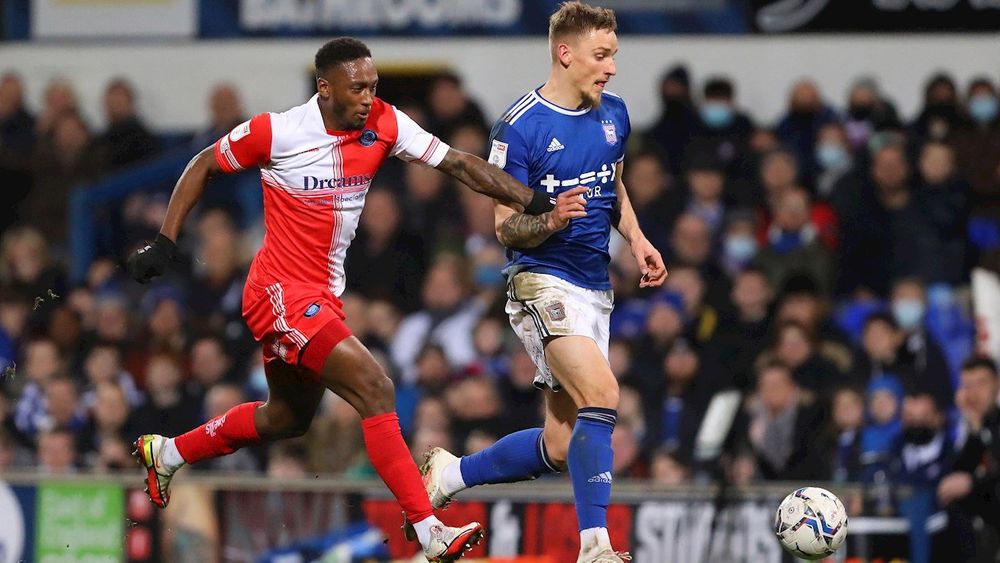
[{"left": 2, "top": 471, "right": 937, "bottom": 563}]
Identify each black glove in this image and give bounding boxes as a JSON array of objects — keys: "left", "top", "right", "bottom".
[{"left": 126, "top": 234, "right": 178, "bottom": 284}]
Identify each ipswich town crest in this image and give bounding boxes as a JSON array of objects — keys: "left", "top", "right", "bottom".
[{"left": 602, "top": 120, "right": 616, "bottom": 145}]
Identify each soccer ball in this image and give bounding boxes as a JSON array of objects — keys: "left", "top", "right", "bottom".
[{"left": 774, "top": 487, "right": 848, "bottom": 560}]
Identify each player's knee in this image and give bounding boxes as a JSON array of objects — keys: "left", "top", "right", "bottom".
[
  {"left": 258, "top": 402, "right": 310, "bottom": 439},
  {"left": 578, "top": 380, "right": 619, "bottom": 410}
]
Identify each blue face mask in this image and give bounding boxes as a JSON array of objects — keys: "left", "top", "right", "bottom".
[
  {"left": 724, "top": 235, "right": 757, "bottom": 263},
  {"left": 969, "top": 94, "right": 999, "bottom": 124},
  {"left": 700, "top": 102, "right": 734, "bottom": 129},
  {"left": 892, "top": 298, "right": 926, "bottom": 330},
  {"left": 816, "top": 142, "right": 851, "bottom": 171}
]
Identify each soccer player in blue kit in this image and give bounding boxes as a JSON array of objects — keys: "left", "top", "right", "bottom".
[{"left": 414, "top": 2, "right": 667, "bottom": 561}]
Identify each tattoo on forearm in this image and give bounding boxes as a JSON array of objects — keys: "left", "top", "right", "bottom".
[{"left": 499, "top": 212, "right": 554, "bottom": 248}]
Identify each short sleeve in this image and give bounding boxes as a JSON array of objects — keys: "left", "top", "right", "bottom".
[
  {"left": 214, "top": 113, "right": 272, "bottom": 173},
  {"left": 390, "top": 107, "right": 450, "bottom": 167},
  {"left": 486, "top": 120, "right": 530, "bottom": 186}
]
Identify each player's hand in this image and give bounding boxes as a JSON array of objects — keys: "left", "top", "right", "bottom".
[
  {"left": 546, "top": 186, "right": 588, "bottom": 231},
  {"left": 126, "top": 234, "right": 178, "bottom": 284},
  {"left": 938, "top": 471, "right": 973, "bottom": 505},
  {"left": 631, "top": 237, "right": 667, "bottom": 288}
]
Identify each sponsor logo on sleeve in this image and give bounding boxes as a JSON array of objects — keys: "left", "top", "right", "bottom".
[
  {"left": 229, "top": 119, "right": 252, "bottom": 142},
  {"left": 488, "top": 140, "right": 508, "bottom": 168}
]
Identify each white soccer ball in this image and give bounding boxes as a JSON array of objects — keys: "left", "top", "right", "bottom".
[{"left": 774, "top": 487, "right": 848, "bottom": 560}]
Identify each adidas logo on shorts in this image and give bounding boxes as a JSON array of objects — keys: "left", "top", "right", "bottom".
[
  {"left": 546, "top": 138, "right": 565, "bottom": 152},
  {"left": 588, "top": 471, "right": 613, "bottom": 484}
]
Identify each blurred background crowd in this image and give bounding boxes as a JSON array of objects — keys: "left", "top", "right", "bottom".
[{"left": 2, "top": 61, "right": 1000, "bottom": 554}]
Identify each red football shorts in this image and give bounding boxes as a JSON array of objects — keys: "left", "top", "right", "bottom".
[{"left": 242, "top": 280, "right": 352, "bottom": 374}]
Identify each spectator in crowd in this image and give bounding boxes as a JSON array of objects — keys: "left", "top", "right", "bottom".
[
  {"left": 90, "top": 78, "right": 160, "bottom": 171},
  {"left": 768, "top": 320, "right": 843, "bottom": 396},
  {"left": 938, "top": 357, "right": 1000, "bottom": 561},
  {"left": 80, "top": 341, "right": 143, "bottom": 410},
  {"left": 82, "top": 381, "right": 137, "bottom": 470},
  {"left": 0, "top": 290, "right": 31, "bottom": 374},
  {"left": 186, "top": 335, "right": 236, "bottom": 404},
  {"left": 198, "top": 383, "right": 260, "bottom": 473},
  {"left": 718, "top": 210, "right": 759, "bottom": 277},
  {"left": 446, "top": 123, "right": 488, "bottom": 159},
  {"left": 425, "top": 73, "right": 487, "bottom": 140},
  {"left": 915, "top": 141, "right": 970, "bottom": 284},
  {"left": 663, "top": 265, "right": 720, "bottom": 345},
  {"left": 895, "top": 392, "right": 952, "bottom": 563},
  {"left": 890, "top": 278, "right": 954, "bottom": 403},
  {"left": 774, "top": 274, "right": 851, "bottom": 352},
  {"left": 306, "top": 392, "right": 366, "bottom": 475},
  {"left": 859, "top": 375, "right": 904, "bottom": 504},
  {"left": 0, "top": 225, "right": 65, "bottom": 300},
  {"left": 13, "top": 338, "right": 67, "bottom": 438},
  {"left": 839, "top": 142, "right": 942, "bottom": 295},
  {"left": 444, "top": 375, "right": 506, "bottom": 454},
  {"left": 191, "top": 83, "right": 247, "bottom": 148},
  {"left": 745, "top": 361, "right": 827, "bottom": 481},
  {"left": 623, "top": 150, "right": 677, "bottom": 253},
  {"left": 187, "top": 208, "right": 249, "bottom": 336},
  {"left": 641, "top": 338, "right": 716, "bottom": 459},
  {"left": 753, "top": 187, "right": 835, "bottom": 296},
  {"left": 391, "top": 254, "right": 483, "bottom": 384},
  {"left": 0, "top": 72, "right": 36, "bottom": 203},
  {"left": 0, "top": 427, "right": 33, "bottom": 470},
  {"left": 650, "top": 447, "right": 690, "bottom": 486},
  {"left": 132, "top": 352, "right": 200, "bottom": 438},
  {"left": 402, "top": 163, "right": 465, "bottom": 256},
  {"left": 23, "top": 111, "right": 95, "bottom": 244},
  {"left": 814, "top": 122, "right": 860, "bottom": 204},
  {"left": 37, "top": 427, "right": 78, "bottom": 474},
  {"left": 681, "top": 152, "right": 729, "bottom": 240},
  {"left": 34, "top": 79, "right": 79, "bottom": 139},
  {"left": 692, "top": 76, "right": 754, "bottom": 177},
  {"left": 827, "top": 386, "right": 864, "bottom": 483},
  {"left": 775, "top": 80, "right": 839, "bottom": 182},
  {"left": 669, "top": 213, "right": 731, "bottom": 311},
  {"left": 953, "top": 77, "right": 1000, "bottom": 215},
  {"left": 909, "top": 73, "right": 964, "bottom": 144},
  {"left": 346, "top": 188, "right": 427, "bottom": 313},
  {"left": 612, "top": 419, "right": 646, "bottom": 479},
  {"left": 842, "top": 77, "right": 902, "bottom": 151},
  {"left": 712, "top": 267, "right": 773, "bottom": 391},
  {"left": 646, "top": 64, "right": 697, "bottom": 175},
  {"left": 496, "top": 348, "right": 542, "bottom": 430}
]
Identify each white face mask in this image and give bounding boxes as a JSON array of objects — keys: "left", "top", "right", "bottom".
[
  {"left": 724, "top": 235, "right": 758, "bottom": 263},
  {"left": 892, "top": 298, "right": 925, "bottom": 330}
]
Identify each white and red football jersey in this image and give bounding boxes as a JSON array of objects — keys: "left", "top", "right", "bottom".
[{"left": 214, "top": 95, "right": 449, "bottom": 296}]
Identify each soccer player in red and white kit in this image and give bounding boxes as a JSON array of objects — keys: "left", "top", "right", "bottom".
[{"left": 126, "top": 38, "right": 554, "bottom": 561}]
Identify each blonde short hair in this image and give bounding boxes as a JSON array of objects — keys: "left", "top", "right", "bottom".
[{"left": 548, "top": 1, "right": 617, "bottom": 58}]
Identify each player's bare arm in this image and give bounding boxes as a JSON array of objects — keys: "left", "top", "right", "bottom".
[
  {"left": 160, "top": 146, "right": 224, "bottom": 240},
  {"left": 125, "top": 145, "right": 224, "bottom": 283},
  {"left": 437, "top": 148, "right": 554, "bottom": 215},
  {"left": 494, "top": 186, "right": 588, "bottom": 248},
  {"left": 614, "top": 161, "right": 666, "bottom": 288}
]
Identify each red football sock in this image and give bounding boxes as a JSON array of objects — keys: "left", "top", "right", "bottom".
[
  {"left": 174, "top": 401, "right": 263, "bottom": 464},
  {"left": 362, "top": 412, "right": 433, "bottom": 524}
]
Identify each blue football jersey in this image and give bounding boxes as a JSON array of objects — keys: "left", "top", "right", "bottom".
[{"left": 488, "top": 88, "right": 631, "bottom": 290}]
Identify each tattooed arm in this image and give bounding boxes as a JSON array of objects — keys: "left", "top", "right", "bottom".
[{"left": 494, "top": 186, "right": 588, "bottom": 249}]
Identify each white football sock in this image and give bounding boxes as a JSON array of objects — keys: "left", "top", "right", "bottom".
[
  {"left": 413, "top": 514, "right": 443, "bottom": 548},
  {"left": 160, "top": 438, "right": 186, "bottom": 471},
  {"left": 441, "top": 459, "right": 467, "bottom": 496},
  {"left": 580, "top": 527, "right": 611, "bottom": 550}
]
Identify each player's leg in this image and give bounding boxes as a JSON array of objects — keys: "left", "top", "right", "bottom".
[
  {"left": 543, "top": 335, "right": 625, "bottom": 561},
  {"left": 430, "top": 386, "right": 572, "bottom": 506},
  {"left": 135, "top": 359, "right": 324, "bottom": 508},
  {"left": 315, "top": 333, "right": 483, "bottom": 560}
]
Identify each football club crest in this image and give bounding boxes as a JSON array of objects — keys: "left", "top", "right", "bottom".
[
  {"left": 359, "top": 129, "right": 377, "bottom": 147},
  {"left": 602, "top": 121, "right": 617, "bottom": 145},
  {"left": 545, "top": 301, "right": 566, "bottom": 322},
  {"left": 304, "top": 303, "right": 321, "bottom": 317},
  {"left": 488, "top": 140, "right": 508, "bottom": 168}
]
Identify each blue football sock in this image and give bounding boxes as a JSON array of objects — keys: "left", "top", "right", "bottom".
[
  {"left": 460, "top": 427, "right": 559, "bottom": 487},
  {"left": 569, "top": 407, "right": 616, "bottom": 531}
]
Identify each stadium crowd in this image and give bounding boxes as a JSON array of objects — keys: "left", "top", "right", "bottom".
[{"left": 1, "top": 65, "right": 1000, "bottom": 554}]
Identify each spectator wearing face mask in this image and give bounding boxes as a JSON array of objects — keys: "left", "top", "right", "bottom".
[
  {"left": 718, "top": 210, "right": 759, "bottom": 277},
  {"left": 775, "top": 80, "right": 840, "bottom": 184},
  {"left": 953, "top": 77, "right": 1000, "bottom": 212},
  {"left": 889, "top": 278, "right": 954, "bottom": 408},
  {"left": 815, "top": 122, "right": 863, "bottom": 206},
  {"left": 692, "top": 77, "right": 755, "bottom": 179}
]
